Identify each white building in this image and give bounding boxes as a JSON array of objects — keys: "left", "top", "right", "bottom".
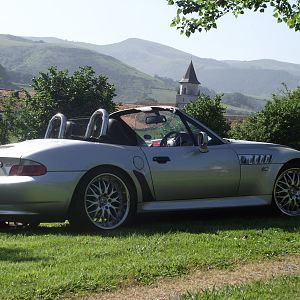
[{"left": 176, "top": 61, "right": 200, "bottom": 109}]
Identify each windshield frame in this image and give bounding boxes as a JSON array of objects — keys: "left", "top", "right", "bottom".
[{"left": 110, "top": 106, "right": 226, "bottom": 146}]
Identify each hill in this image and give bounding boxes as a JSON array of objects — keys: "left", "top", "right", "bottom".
[
  {"left": 27, "top": 36, "right": 227, "bottom": 80},
  {"left": 224, "top": 59, "right": 300, "bottom": 77},
  {"left": 34, "top": 37, "right": 300, "bottom": 98},
  {"left": 0, "top": 34, "right": 272, "bottom": 115},
  {"left": 96, "top": 39, "right": 300, "bottom": 97},
  {"left": 0, "top": 35, "right": 176, "bottom": 103},
  {"left": 0, "top": 64, "right": 15, "bottom": 89}
]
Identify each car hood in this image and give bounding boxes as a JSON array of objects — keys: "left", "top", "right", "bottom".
[
  {"left": 227, "top": 138, "right": 279, "bottom": 147},
  {"left": 227, "top": 139, "right": 300, "bottom": 163}
]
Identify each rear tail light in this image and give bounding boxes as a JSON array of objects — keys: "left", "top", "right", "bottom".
[{"left": 9, "top": 160, "right": 47, "bottom": 176}]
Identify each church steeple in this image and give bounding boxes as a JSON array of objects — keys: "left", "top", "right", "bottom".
[
  {"left": 180, "top": 61, "right": 200, "bottom": 84},
  {"left": 176, "top": 61, "right": 200, "bottom": 109}
]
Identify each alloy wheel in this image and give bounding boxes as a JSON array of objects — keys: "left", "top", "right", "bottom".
[
  {"left": 274, "top": 167, "right": 300, "bottom": 216},
  {"left": 84, "top": 173, "right": 130, "bottom": 229}
]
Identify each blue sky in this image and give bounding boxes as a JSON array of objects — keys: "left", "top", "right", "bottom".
[{"left": 1, "top": 0, "right": 300, "bottom": 63}]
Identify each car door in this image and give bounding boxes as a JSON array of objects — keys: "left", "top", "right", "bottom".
[
  {"left": 141, "top": 143, "right": 240, "bottom": 201},
  {"left": 118, "top": 108, "right": 240, "bottom": 201}
]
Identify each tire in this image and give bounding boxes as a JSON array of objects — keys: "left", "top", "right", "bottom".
[
  {"left": 69, "top": 167, "right": 137, "bottom": 231},
  {"left": 0, "top": 221, "right": 9, "bottom": 229},
  {"left": 273, "top": 163, "right": 300, "bottom": 216}
]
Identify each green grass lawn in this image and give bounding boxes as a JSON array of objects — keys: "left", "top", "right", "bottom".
[
  {"left": 180, "top": 274, "right": 300, "bottom": 300},
  {"left": 0, "top": 210, "right": 299, "bottom": 299}
]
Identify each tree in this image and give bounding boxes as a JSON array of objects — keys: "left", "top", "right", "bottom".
[
  {"left": 168, "top": 0, "right": 300, "bottom": 36},
  {"left": 230, "top": 85, "right": 300, "bottom": 149},
  {"left": 183, "top": 94, "right": 230, "bottom": 137},
  {"left": 16, "top": 66, "right": 116, "bottom": 140},
  {"left": 0, "top": 93, "right": 19, "bottom": 145}
]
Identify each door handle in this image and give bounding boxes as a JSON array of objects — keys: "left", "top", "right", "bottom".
[{"left": 153, "top": 156, "right": 171, "bottom": 164}]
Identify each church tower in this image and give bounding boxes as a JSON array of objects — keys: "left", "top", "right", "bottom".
[{"left": 176, "top": 61, "right": 200, "bottom": 109}]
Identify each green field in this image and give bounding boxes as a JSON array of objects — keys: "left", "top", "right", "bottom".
[
  {"left": 223, "top": 104, "right": 252, "bottom": 115},
  {"left": 0, "top": 210, "right": 299, "bottom": 300},
  {"left": 147, "top": 87, "right": 177, "bottom": 104}
]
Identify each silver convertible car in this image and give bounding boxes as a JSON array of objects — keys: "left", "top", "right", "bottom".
[{"left": 0, "top": 106, "right": 299, "bottom": 231}]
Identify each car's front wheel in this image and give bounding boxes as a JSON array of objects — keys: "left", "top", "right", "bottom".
[
  {"left": 273, "top": 163, "right": 300, "bottom": 216},
  {"left": 69, "top": 167, "right": 136, "bottom": 231}
]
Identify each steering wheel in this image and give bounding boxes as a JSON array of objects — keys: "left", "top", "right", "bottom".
[{"left": 160, "top": 131, "right": 181, "bottom": 147}]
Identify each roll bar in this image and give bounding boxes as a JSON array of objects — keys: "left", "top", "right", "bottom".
[
  {"left": 44, "top": 113, "right": 67, "bottom": 139},
  {"left": 84, "top": 109, "right": 109, "bottom": 139}
]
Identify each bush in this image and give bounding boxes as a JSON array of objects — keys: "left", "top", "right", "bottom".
[
  {"left": 16, "top": 66, "right": 116, "bottom": 140},
  {"left": 183, "top": 94, "right": 230, "bottom": 137},
  {"left": 0, "top": 95, "right": 19, "bottom": 145},
  {"left": 230, "top": 86, "right": 300, "bottom": 149}
]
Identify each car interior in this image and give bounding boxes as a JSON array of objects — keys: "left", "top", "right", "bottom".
[{"left": 45, "top": 108, "right": 209, "bottom": 147}]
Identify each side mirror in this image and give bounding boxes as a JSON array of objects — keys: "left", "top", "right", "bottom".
[{"left": 196, "top": 132, "right": 209, "bottom": 153}]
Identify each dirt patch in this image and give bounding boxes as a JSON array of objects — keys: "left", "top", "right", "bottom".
[{"left": 71, "top": 255, "right": 300, "bottom": 300}]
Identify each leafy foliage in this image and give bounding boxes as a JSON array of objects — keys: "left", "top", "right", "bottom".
[
  {"left": 0, "top": 93, "right": 19, "bottom": 145},
  {"left": 16, "top": 66, "right": 116, "bottom": 140},
  {"left": 168, "top": 0, "right": 300, "bottom": 36},
  {"left": 230, "top": 85, "right": 300, "bottom": 149},
  {"left": 183, "top": 94, "right": 230, "bottom": 137}
]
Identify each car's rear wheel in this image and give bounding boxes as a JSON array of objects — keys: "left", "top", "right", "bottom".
[
  {"left": 69, "top": 167, "right": 136, "bottom": 231},
  {"left": 273, "top": 164, "right": 300, "bottom": 216}
]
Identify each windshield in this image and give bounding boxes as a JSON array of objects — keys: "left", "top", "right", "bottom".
[{"left": 117, "top": 108, "right": 223, "bottom": 147}]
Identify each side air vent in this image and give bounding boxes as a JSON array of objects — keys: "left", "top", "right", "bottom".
[{"left": 239, "top": 154, "right": 272, "bottom": 165}]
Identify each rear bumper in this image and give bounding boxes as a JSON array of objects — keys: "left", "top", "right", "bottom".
[{"left": 0, "top": 171, "right": 84, "bottom": 221}]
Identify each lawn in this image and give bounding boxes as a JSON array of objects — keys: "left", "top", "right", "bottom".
[
  {"left": 180, "top": 274, "right": 300, "bottom": 300},
  {"left": 0, "top": 209, "right": 299, "bottom": 300}
]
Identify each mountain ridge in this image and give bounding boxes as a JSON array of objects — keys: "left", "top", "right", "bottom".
[
  {"left": 0, "top": 34, "right": 177, "bottom": 103},
  {"left": 25, "top": 36, "right": 300, "bottom": 97},
  {"left": 1, "top": 34, "right": 297, "bottom": 115}
]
